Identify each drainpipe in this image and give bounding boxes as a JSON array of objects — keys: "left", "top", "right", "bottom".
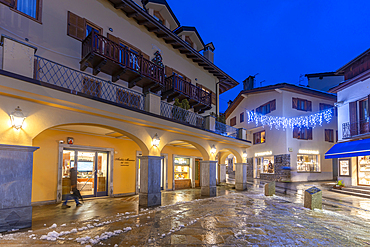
[{"left": 216, "top": 79, "right": 220, "bottom": 118}]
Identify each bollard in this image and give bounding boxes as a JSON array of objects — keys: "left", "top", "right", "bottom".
[
  {"left": 264, "top": 181, "right": 275, "bottom": 196},
  {"left": 304, "top": 187, "right": 322, "bottom": 210}
]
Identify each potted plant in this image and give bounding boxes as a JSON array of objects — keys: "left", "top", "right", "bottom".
[{"left": 333, "top": 180, "right": 345, "bottom": 190}]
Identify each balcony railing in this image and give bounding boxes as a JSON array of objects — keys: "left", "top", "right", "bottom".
[
  {"left": 215, "top": 121, "right": 238, "bottom": 139},
  {"left": 34, "top": 55, "right": 145, "bottom": 110},
  {"left": 342, "top": 120, "right": 370, "bottom": 139},
  {"left": 81, "top": 31, "right": 164, "bottom": 89},
  {"left": 160, "top": 101, "right": 204, "bottom": 129},
  {"left": 29, "top": 55, "right": 241, "bottom": 140}
]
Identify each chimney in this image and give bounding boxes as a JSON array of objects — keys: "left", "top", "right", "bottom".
[
  {"left": 203, "top": 42, "right": 215, "bottom": 63},
  {"left": 243, "top": 75, "right": 255, "bottom": 91},
  {"left": 227, "top": 100, "right": 233, "bottom": 107}
]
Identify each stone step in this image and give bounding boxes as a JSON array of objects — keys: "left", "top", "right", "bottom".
[
  {"left": 330, "top": 188, "right": 370, "bottom": 199},
  {"left": 342, "top": 187, "right": 370, "bottom": 195}
]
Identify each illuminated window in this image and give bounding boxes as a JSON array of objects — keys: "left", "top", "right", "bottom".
[
  {"left": 297, "top": 154, "right": 320, "bottom": 172},
  {"left": 253, "top": 131, "right": 265, "bottom": 144}
]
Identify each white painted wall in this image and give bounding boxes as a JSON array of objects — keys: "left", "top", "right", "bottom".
[{"left": 227, "top": 88, "right": 337, "bottom": 181}]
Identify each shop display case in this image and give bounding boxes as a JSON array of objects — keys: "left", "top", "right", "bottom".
[
  {"left": 339, "top": 159, "right": 350, "bottom": 176},
  {"left": 358, "top": 156, "right": 370, "bottom": 185},
  {"left": 297, "top": 154, "right": 320, "bottom": 172}
]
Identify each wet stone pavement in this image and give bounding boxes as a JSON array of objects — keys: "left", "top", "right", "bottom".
[{"left": 1, "top": 186, "right": 370, "bottom": 246}]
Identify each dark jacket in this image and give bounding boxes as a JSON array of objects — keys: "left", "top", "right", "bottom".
[{"left": 70, "top": 167, "right": 77, "bottom": 187}]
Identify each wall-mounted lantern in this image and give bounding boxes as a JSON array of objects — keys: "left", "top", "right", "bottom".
[
  {"left": 152, "top": 133, "right": 160, "bottom": 147},
  {"left": 10, "top": 106, "right": 26, "bottom": 130},
  {"left": 243, "top": 151, "right": 248, "bottom": 159},
  {"left": 210, "top": 145, "right": 216, "bottom": 155}
]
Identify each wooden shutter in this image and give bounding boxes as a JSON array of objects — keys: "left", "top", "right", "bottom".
[
  {"left": 307, "top": 127, "right": 313, "bottom": 140},
  {"left": 292, "top": 98, "right": 298, "bottom": 109},
  {"left": 349, "top": 101, "right": 358, "bottom": 136},
  {"left": 307, "top": 100, "right": 312, "bottom": 111},
  {"left": 368, "top": 94, "right": 370, "bottom": 117},
  {"left": 67, "top": 11, "right": 85, "bottom": 41},
  {"left": 142, "top": 52, "right": 150, "bottom": 60},
  {"left": 230, "top": 117, "right": 236, "bottom": 126},
  {"left": 165, "top": 66, "right": 173, "bottom": 77},
  {"left": 270, "top": 99, "right": 276, "bottom": 111},
  {"left": 0, "top": 0, "right": 15, "bottom": 7},
  {"left": 211, "top": 92, "right": 216, "bottom": 105},
  {"left": 325, "top": 129, "right": 330, "bottom": 142},
  {"left": 336, "top": 130, "right": 338, "bottom": 143},
  {"left": 293, "top": 127, "right": 299, "bottom": 138}
]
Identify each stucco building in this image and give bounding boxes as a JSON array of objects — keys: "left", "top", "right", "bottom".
[
  {"left": 225, "top": 83, "right": 337, "bottom": 182},
  {"left": 326, "top": 48, "right": 370, "bottom": 188},
  {"left": 0, "top": 0, "right": 251, "bottom": 232}
]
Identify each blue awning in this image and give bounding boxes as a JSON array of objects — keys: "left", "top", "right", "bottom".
[{"left": 325, "top": 138, "right": 370, "bottom": 159}]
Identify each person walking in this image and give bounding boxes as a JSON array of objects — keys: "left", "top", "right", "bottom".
[{"left": 62, "top": 167, "right": 82, "bottom": 208}]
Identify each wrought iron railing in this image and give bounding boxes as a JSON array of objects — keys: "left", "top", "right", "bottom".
[
  {"left": 164, "top": 75, "right": 211, "bottom": 107},
  {"left": 215, "top": 121, "right": 238, "bottom": 139},
  {"left": 82, "top": 31, "right": 164, "bottom": 86},
  {"left": 160, "top": 101, "right": 205, "bottom": 128},
  {"left": 342, "top": 120, "right": 370, "bottom": 139},
  {"left": 34, "top": 55, "right": 144, "bottom": 110}
]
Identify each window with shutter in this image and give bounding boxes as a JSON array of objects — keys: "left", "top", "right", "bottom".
[
  {"left": 256, "top": 99, "right": 276, "bottom": 114},
  {"left": 230, "top": 117, "right": 236, "bottom": 126},
  {"left": 292, "top": 98, "right": 298, "bottom": 109},
  {"left": 349, "top": 101, "right": 358, "bottom": 136},
  {"left": 253, "top": 131, "right": 266, "bottom": 144},
  {"left": 293, "top": 127, "right": 313, "bottom": 140},
  {"left": 67, "top": 11, "right": 86, "bottom": 41},
  {"left": 294, "top": 98, "right": 312, "bottom": 111},
  {"left": 2, "top": 0, "right": 42, "bottom": 22},
  {"left": 325, "top": 129, "right": 334, "bottom": 142},
  {"left": 307, "top": 128, "right": 312, "bottom": 140},
  {"left": 306, "top": 101, "right": 312, "bottom": 111},
  {"left": 240, "top": 112, "right": 244, "bottom": 123}
]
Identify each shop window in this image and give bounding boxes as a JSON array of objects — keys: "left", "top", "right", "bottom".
[
  {"left": 258, "top": 156, "right": 274, "bottom": 174},
  {"left": 253, "top": 130, "right": 266, "bottom": 144},
  {"left": 256, "top": 99, "right": 276, "bottom": 114},
  {"left": 240, "top": 112, "right": 244, "bottom": 123},
  {"left": 292, "top": 98, "right": 312, "bottom": 112},
  {"left": 67, "top": 11, "right": 102, "bottom": 41},
  {"left": 293, "top": 127, "right": 312, "bottom": 140},
  {"left": 1, "top": 0, "right": 42, "bottom": 22},
  {"left": 297, "top": 154, "right": 320, "bottom": 172},
  {"left": 325, "top": 129, "right": 334, "bottom": 143},
  {"left": 230, "top": 116, "right": 236, "bottom": 127},
  {"left": 358, "top": 156, "right": 370, "bottom": 185},
  {"left": 339, "top": 159, "right": 350, "bottom": 176}
]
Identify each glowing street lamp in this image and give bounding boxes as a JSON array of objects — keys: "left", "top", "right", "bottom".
[
  {"left": 10, "top": 106, "right": 26, "bottom": 130},
  {"left": 152, "top": 133, "right": 160, "bottom": 147}
]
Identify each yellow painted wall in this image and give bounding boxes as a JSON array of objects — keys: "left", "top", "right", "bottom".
[
  {"left": 162, "top": 145, "right": 202, "bottom": 190},
  {"left": 32, "top": 128, "right": 141, "bottom": 203}
]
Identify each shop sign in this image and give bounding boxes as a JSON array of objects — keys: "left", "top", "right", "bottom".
[
  {"left": 255, "top": 151, "right": 272, "bottom": 157},
  {"left": 174, "top": 157, "right": 190, "bottom": 165},
  {"left": 298, "top": 149, "right": 319, "bottom": 155},
  {"left": 115, "top": 157, "right": 135, "bottom": 166}
]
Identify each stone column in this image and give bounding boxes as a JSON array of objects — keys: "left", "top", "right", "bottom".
[
  {"left": 219, "top": 164, "right": 226, "bottom": 183},
  {"left": 138, "top": 156, "right": 162, "bottom": 207},
  {"left": 0, "top": 144, "right": 39, "bottom": 233},
  {"left": 235, "top": 163, "right": 248, "bottom": 191},
  {"left": 200, "top": 161, "right": 217, "bottom": 197}
]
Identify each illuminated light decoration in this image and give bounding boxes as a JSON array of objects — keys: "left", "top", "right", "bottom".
[
  {"left": 10, "top": 106, "right": 26, "bottom": 130},
  {"left": 210, "top": 145, "right": 216, "bottom": 154},
  {"left": 299, "top": 149, "right": 319, "bottom": 155},
  {"left": 247, "top": 108, "right": 334, "bottom": 130},
  {"left": 174, "top": 158, "right": 189, "bottom": 164},
  {"left": 152, "top": 133, "right": 160, "bottom": 147},
  {"left": 243, "top": 151, "right": 248, "bottom": 158},
  {"left": 255, "top": 151, "right": 272, "bottom": 157}
]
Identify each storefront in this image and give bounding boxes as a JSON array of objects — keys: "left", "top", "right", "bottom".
[
  {"left": 174, "top": 157, "right": 192, "bottom": 190},
  {"left": 326, "top": 138, "right": 370, "bottom": 186},
  {"left": 254, "top": 151, "right": 274, "bottom": 178},
  {"left": 62, "top": 148, "right": 109, "bottom": 199},
  {"left": 297, "top": 150, "right": 320, "bottom": 173}
]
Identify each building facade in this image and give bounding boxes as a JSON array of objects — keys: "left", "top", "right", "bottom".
[
  {"left": 0, "top": 0, "right": 251, "bottom": 232},
  {"left": 305, "top": 72, "right": 344, "bottom": 92},
  {"left": 326, "top": 48, "right": 370, "bottom": 187},
  {"left": 225, "top": 83, "right": 337, "bottom": 182}
]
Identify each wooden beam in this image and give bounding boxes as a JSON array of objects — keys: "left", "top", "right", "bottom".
[
  {"left": 126, "top": 12, "right": 137, "bottom": 18},
  {"left": 93, "top": 59, "right": 107, "bottom": 75},
  {"left": 147, "top": 27, "right": 159, "bottom": 32},
  {"left": 157, "top": 33, "right": 169, "bottom": 38},
  {"left": 165, "top": 39, "right": 177, "bottom": 44},
  {"left": 114, "top": 2, "right": 126, "bottom": 9},
  {"left": 128, "top": 76, "right": 142, "bottom": 88},
  {"left": 198, "top": 63, "right": 208, "bottom": 66},
  {"left": 186, "top": 54, "right": 197, "bottom": 58},
  {"left": 180, "top": 50, "right": 191, "bottom": 54},
  {"left": 112, "top": 66, "right": 126, "bottom": 83},
  {"left": 137, "top": 20, "right": 149, "bottom": 25},
  {"left": 172, "top": 45, "right": 183, "bottom": 49}
]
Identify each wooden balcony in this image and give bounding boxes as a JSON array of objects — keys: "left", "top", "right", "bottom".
[
  {"left": 80, "top": 31, "right": 164, "bottom": 93},
  {"left": 162, "top": 75, "right": 212, "bottom": 113}
]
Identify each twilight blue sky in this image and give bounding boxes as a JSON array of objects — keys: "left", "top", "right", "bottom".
[{"left": 167, "top": 0, "right": 370, "bottom": 112}]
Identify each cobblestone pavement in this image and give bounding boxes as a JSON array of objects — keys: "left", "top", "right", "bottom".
[{"left": 1, "top": 186, "right": 370, "bottom": 246}]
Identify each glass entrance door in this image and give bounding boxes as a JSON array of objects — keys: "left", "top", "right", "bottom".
[{"left": 62, "top": 149, "right": 108, "bottom": 199}]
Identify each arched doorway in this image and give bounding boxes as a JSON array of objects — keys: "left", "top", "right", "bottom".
[{"left": 32, "top": 124, "right": 148, "bottom": 204}]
